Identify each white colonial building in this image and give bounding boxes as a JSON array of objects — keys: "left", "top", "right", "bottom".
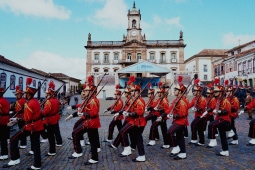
[
  {"left": 185, "top": 49, "right": 228, "bottom": 83},
  {"left": 219, "top": 40, "right": 255, "bottom": 87},
  {"left": 85, "top": 2, "right": 186, "bottom": 84}
]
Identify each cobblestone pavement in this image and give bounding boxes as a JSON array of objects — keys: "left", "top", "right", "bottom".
[{"left": 1, "top": 96, "right": 255, "bottom": 170}]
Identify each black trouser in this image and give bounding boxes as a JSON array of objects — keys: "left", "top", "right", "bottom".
[
  {"left": 72, "top": 125, "right": 98, "bottom": 161},
  {"left": 107, "top": 119, "right": 122, "bottom": 140},
  {"left": 184, "top": 126, "right": 188, "bottom": 137},
  {"left": 248, "top": 119, "right": 255, "bottom": 138},
  {"left": 133, "top": 126, "right": 145, "bottom": 156},
  {"left": 17, "top": 121, "right": 27, "bottom": 146},
  {"left": 113, "top": 123, "right": 133, "bottom": 147},
  {"left": 167, "top": 124, "right": 186, "bottom": 153},
  {"left": 208, "top": 119, "right": 229, "bottom": 151},
  {"left": 54, "top": 123, "right": 62, "bottom": 145},
  {"left": 10, "top": 129, "right": 42, "bottom": 167},
  {"left": 205, "top": 115, "right": 218, "bottom": 135},
  {"left": 46, "top": 124, "right": 56, "bottom": 153},
  {"left": 191, "top": 117, "right": 206, "bottom": 144},
  {"left": 149, "top": 120, "right": 169, "bottom": 145},
  {"left": 230, "top": 117, "right": 238, "bottom": 140},
  {"left": 0, "top": 125, "right": 10, "bottom": 155},
  {"left": 41, "top": 124, "right": 47, "bottom": 139},
  {"left": 73, "top": 118, "right": 85, "bottom": 140},
  {"left": 145, "top": 114, "right": 159, "bottom": 139},
  {"left": 119, "top": 121, "right": 136, "bottom": 149}
]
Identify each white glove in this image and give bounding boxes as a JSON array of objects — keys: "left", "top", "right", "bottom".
[
  {"left": 78, "top": 112, "right": 83, "bottom": 117},
  {"left": 154, "top": 107, "right": 159, "bottom": 111},
  {"left": 10, "top": 118, "right": 18, "bottom": 122},
  {"left": 213, "top": 110, "right": 217, "bottom": 114},
  {"left": 191, "top": 107, "right": 197, "bottom": 111},
  {"left": 123, "top": 111, "right": 129, "bottom": 117},
  {"left": 201, "top": 111, "right": 208, "bottom": 118},
  {"left": 9, "top": 111, "right": 13, "bottom": 114},
  {"left": 156, "top": 116, "right": 162, "bottom": 122},
  {"left": 113, "top": 113, "right": 119, "bottom": 120},
  {"left": 104, "top": 109, "right": 108, "bottom": 113},
  {"left": 66, "top": 106, "right": 72, "bottom": 110},
  {"left": 167, "top": 114, "right": 173, "bottom": 119},
  {"left": 240, "top": 105, "right": 243, "bottom": 108},
  {"left": 7, "top": 121, "right": 17, "bottom": 127},
  {"left": 239, "top": 110, "right": 244, "bottom": 115},
  {"left": 78, "top": 107, "right": 82, "bottom": 112},
  {"left": 65, "top": 114, "right": 73, "bottom": 121}
]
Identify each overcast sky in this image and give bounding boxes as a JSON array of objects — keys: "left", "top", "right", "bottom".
[{"left": 0, "top": 0, "right": 255, "bottom": 79}]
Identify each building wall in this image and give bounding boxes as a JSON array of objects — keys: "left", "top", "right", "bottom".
[{"left": 198, "top": 59, "right": 212, "bottom": 81}]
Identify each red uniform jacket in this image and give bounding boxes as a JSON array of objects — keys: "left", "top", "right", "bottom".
[
  {"left": 166, "top": 97, "right": 188, "bottom": 126},
  {"left": 24, "top": 98, "right": 44, "bottom": 131},
  {"left": 15, "top": 98, "right": 26, "bottom": 119},
  {"left": 227, "top": 96, "right": 239, "bottom": 119},
  {"left": 151, "top": 97, "right": 169, "bottom": 117},
  {"left": 215, "top": 98, "right": 231, "bottom": 122},
  {"left": 123, "top": 97, "right": 132, "bottom": 122},
  {"left": 246, "top": 98, "right": 255, "bottom": 110},
  {"left": 182, "top": 96, "right": 189, "bottom": 125},
  {"left": 110, "top": 98, "right": 124, "bottom": 120},
  {"left": 82, "top": 96, "right": 101, "bottom": 128},
  {"left": 0, "top": 96, "right": 10, "bottom": 125},
  {"left": 188, "top": 96, "right": 206, "bottom": 117},
  {"left": 128, "top": 97, "right": 146, "bottom": 127},
  {"left": 205, "top": 97, "right": 217, "bottom": 117},
  {"left": 146, "top": 98, "right": 157, "bottom": 115},
  {"left": 41, "top": 97, "right": 60, "bottom": 125}
]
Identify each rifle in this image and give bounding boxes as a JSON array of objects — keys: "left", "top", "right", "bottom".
[
  {"left": 107, "top": 90, "right": 125, "bottom": 113},
  {"left": 167, "top": 74, "right": 197, "bottom": 117},
  {"left": 125, "top": 77, "right": 154, "bottom": 112},
  {"left": 2, "top": 81, "right": 15, "bottom": 95},
  {"left": 79, "top": 73, "right": 108, "bottom": 111}
]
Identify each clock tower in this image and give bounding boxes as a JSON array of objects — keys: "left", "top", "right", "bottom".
[{"left": 126, "top": 2, "right": 142, "bottom": 41}]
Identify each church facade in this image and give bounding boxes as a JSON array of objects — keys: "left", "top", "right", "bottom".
[{"left": 85, "top": 3, "right": 186, "bottom": 84}]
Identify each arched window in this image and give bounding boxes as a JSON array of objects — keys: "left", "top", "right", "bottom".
[
  {"left": 132, "top": 20, "right": 136, "bottom": 28},
  {"left": 33, "top": 79, "right": 36, "bottom": 87},
  {"left": 10, "top": 75, "right": 16, "bottom": 90},
  {"left": 37, "top": 81, "right": 41, "bottom": 99},
  {"left": 0, "top": 73, "right": 7, "bottom": 88},
  {"left": 19, "top": 77, "right": 23, "bottom": 90},
  {"left": 104, "top": 69, "right": 109, "bottom": 72}
]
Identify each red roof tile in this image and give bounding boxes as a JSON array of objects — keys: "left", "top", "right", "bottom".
[
  {"left": 227, "top": 40, "right": 255, "bottom": 52},
  {"left": 196, "top": 49, "right": 228, "bottom": 56},
  {"left": 236, "top": 47, "right": 255, "bottom": 58}
]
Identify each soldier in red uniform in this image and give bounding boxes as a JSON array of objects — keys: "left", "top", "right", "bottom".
[
  {"left": 13, "top": 86, "right": 27, "bottom": 149},
  {"left": 159, "top": 77, "right": 188, "bottom": 160},
  {"left": 0, "top": 87, "right": 10, "bottom": 161},
  {"left": 239, "top": 95, "right": 255, "bottom": 146},
  {"left": 200, "top": 83, "right": 217, "bottom": 136},
  {"left": 3, "top": 77, "right": 44, "bottom": 169},
  {"left": 188, "top": 79, "right": 207, "bottom": 146},
  {"left": 225, "top": 83, "right": 240, "bottom": 145},
  {"left": 103, "top": 84, "right": 124, "bottom": 143},
  {"left": 68, "top": 78, "right": 101, "bottom": 165},
  {"left": 147, "top": 82, "right": 170, "bottom": 148},
  {"left": 144, "top": 83, "right": 160, "bottom": 141},
  {"left": 206, "top": 78, "right": 231, "bottom": 157},
  {"left": 41, "top": 81, "right": 62, "bottom": 156}
]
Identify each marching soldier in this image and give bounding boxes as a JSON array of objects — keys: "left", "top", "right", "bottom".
[
  {"left": 41, "top": 81, "right": 62, "bottom": 156},
  {"left": 201, "top": 84, "right": 217, "bottom": 136},
  {"left": 226, "top": 83, "right": 240, "bottom": 145},
  {"left": 3, "top": 77, "right": 44, "bottom": 169},
  {"left": 206, "top": 78, "right": 231, "bottom": 157},
  {"left": 0, "top": 87, "right": 10, "bottom": 160},
  {"left": 103, "top": 84, "right": 124, "bottom": 143},
  {"left": 68, "top": 77, "right": 101, "bottom": 165},
  {"left": 159, "top": 76, "right": 188, "bottom": 160},
  {"left": 13, "top": 86, "right": 27, "bottom": 149},
  {"left": 147, "top": 82, "right": 170, "bottom": 148},
  {"left": 245, "top": 90, "right": 253, "bottom": 120},
  {"left": 188, "top": 79, "right": 206, "bottom": 145},
  {"left": 144, "top": 83, "right": 160, "bottom": 141}
]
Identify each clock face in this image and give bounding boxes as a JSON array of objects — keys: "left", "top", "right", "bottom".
[{"left": 131, "top": 30, "right": 137, "bottom": 36}]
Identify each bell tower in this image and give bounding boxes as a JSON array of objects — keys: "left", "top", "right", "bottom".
[{"left": 126, "top": 2, "right": 142, "bottom": 41}]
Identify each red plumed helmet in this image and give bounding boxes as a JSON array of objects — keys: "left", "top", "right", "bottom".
[
  {"left": 178, "top": 76, "right": 183, "bottom": 83},
  {"left": 48, "top": 81, "right": 55, "bottom": 91},
  {"left": 194, "top": 79, "right": 200, "bottom": 85},
  {"left": 15, "top": 85, "right": 20, "bottom": 91},
  {"left": 207, "top": 83, "right": 213, "bottom": 89},
  {"left": 224, "top": 80, "right": 229, "bottom": 86},
  {"left": 87, "top": 76, "right": 93, "bottom": 85},
  {"left": 127, "top": 80, "right": 132, "bottom": 86},
  {"left": 158, "top": 82, "right": 163, "bottom": 87},
  {"left": 147, "top": 83, "right": 151, "bottom": 89},
  {"left": 83, "top": 84, "right": 86, "bottom": 90},
  {"left": 129, "top": 76, "right": 136, "bottom": 83},
  {"left": 214, "top": 78, "right": 220, "bottom": 85},
  {"left": 26, "top": 77, "right": 33, "bottom": 85},
  {"left": 115, "top": 84, "right": 120, "bottom": 89}
]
